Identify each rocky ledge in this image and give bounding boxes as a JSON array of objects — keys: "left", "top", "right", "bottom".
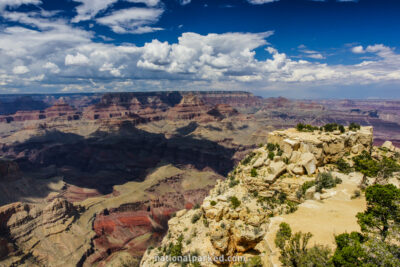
[{"left": 140, "top": 126, "right": 392, "bottom": 266}]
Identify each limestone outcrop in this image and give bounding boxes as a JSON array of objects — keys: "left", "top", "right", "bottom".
[
  {"left": 140, "top": 126, "right": 376, "bottom": 267},
  {"left": 267, "top": 126, "right": 373, "bottom": 164}
]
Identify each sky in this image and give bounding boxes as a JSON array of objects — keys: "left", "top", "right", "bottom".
[{"left": 0, "top": 0, "right": 400, "bottom": 98}]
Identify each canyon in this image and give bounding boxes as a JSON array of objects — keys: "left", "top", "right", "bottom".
[{"left": 0, "top": 91, "right": 399, "bottom": 266}]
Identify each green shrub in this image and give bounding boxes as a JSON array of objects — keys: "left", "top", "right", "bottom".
[
  {"left": 296, "top": 123, "right": 305, "bottom": 131},
  {"left": 203, "top": 218, "right": 209, "bottom": 227},
  {"left": 353, "top": 150, "right": 379, "bottom": 177},
  {"left": 267, "top": 143, "right": 276, "bottom": 151},
  {"left": 169, "top": 235, "right": 183, "bottom": 258},
  {"left": 296, "top": 180, "right": 316, "bottom": 199},
  {"left": 230, "top": 196, "right": 241, "bottom": 209},
  {"left": 210, "top": 200, "right": 217, "bottom": 206},
  {"left": 278, "top": 192, "right": 287, "bottom": 204},
  {"left": 296, "top": 123, "right": 319, "bottom": 132},
  {"left": 353, "top": 151, "right": 400, "bottom": 178},
  {"left": 336, "top": 158, "right": 352, "bottom": 174},
  {"left": 193, "top": 203, "right": 200, "bottom": 209},
  {"left": 379, "top": 156, "right": 400, "bottom": 178},
  {"left": 191, "top": 213, "right": 201, "bottom": 224},
  {"left": 349, "top": 122, "right": 361, "bottom": 131},
  {"left": 315, "top": 172, "right": 341, "bottom": 193},
  {"left": 229, "top": 179, "right": 239, "bottom": 188},
  {"left": 351, "top": 189, "right": 361, "bottom": 199},
  {"left": 251, "top": 168, "right": 258, "bottom": 177},
  {"left": 285, "top": 200, "right": 298, "bottom": 214},
  {"left": 268, "top": 151, "right": 275, "bottom": 160},
  {"left": 242, "top": 255, "right": 262, "bottom": 267},
  {"left": 339, "top": 124, "right": 345, "bottom": 133},
  {"left": 277, "top": 148, "right": 283, "bottom": 156},
  {"left": 275, "top": 223, "right": 332, "bottom": 267},
  {"left": 242, "top": 152, "right": 256, "bottom": 165},
  {"left": 323, "top": 123, "right": 343, "bottom": 132}
]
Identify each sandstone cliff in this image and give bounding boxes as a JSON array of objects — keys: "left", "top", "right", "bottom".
[{"left": 141, "top": 126, "right": 381, "bottom": 266}]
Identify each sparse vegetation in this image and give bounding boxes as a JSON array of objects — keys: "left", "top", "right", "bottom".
[
  {"left": 283, "top": 157, "right": 290, "bottom": 164},
  {"left": 267, "top": 143, "right": 276, "bottom": 151},
  {"left": 357, "top": 184, "right": 400, "bottom": 240},
  {"left": 230, "top": 196, "right": 241, "bottom": 209},
  {"left": 191, "top": 213, "right": 201, "bottom": 224},
  {"left": 268, "top": 151, "right": 275, "bottom": 160},
  {"left": 336, "top": 158, "right": 353, "bottom": 174},
  {"left": 331, "top": 184, "right": 400, "bottom": 266},
  {"left": 353, "top": 150, "right": 400, "bottom": 178},
  {"left": 315, "top": 172, "right": 342, "bottom": 193},
  {"left": 351, "top": 189, "right": 361, "bottom": 199},
  {"left": 229, "top": 179, "right": 239, "bottom": 188},
  {"left": 349, "top": 122, "right": 361, "bottom": 131},
  {"left": 296, "top": 122, "right": 361, "bottom": 134},
  {"left": 251, "top": 168, "right": 258, "bottom": 177},
  {"left": 275, "top": 222, "right": 332, "bottom": 267},
  {"left": 296, "top": 180, "right": 316, "bottom": 199},
  {"left": 296, "top": 123, "right": 319, "bottom": 132},
  {"left": 323, "top": 123, "right": 344, "bottom": 133},
  {"left": 234, "top": 255, "right": 262, "bottom": 267},
  {"left": 242, "top": 152, "right": 256, "bottom": 165}
]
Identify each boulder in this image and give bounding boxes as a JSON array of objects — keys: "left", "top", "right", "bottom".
[
  {"left": 290, "top": 151, "right": 302, "bottom": 163},
  {"left": 382, "top": 141, "right": 396, "bottom": 152},
  {"left": 210, "top": 225, "right": 230, "bottom": 252},
  {"left": 253, "top": 156, "right": 267, "bottom": 168},
  {"left": 292, "top": 165, "right": 304, "bottom": 175},
  {"left": 231, "top": 221, "right": 264, "bottom": 252},
  {"left": 300, "top": 153, "right": 317, "bottom": 175},
  {"left": 305, "top": 186, "right": 316, "bottom": 200},
  {"left": 351, "top": 144, "right": 364, "bottom": 154}
]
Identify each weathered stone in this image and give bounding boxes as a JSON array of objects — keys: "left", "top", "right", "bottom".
[
  {"left": 382, "top": 141, "right": 396, "bottom": 152},
  {"left": 210, "top": 226, "right": 230, "bottom": 252},
  {"left": 351, "top": 144, "right": 364, "bottom": 154},
  {"left": 176, "top": 209, "right": 187, "bottom": 218},
  {"left": 231, "top": 221, "right": 264, "bottom": 252},
  {"left": 253, "top": 156, "right": 267, "bottom": 168},
  {"left": 305, "top": 186, "right": 316, "bottom": 200},
  {"left": 300, "top": 152, "right": 317, "bottom": 175}
]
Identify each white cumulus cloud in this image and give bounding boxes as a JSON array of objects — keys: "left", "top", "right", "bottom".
[
  {"left": 12, "top": 65, "right": 29, "bottom": 74},
  {"left": 352, "top": 45, "right": 365, "bottom": 53},
  {"left": 0, "top": 0, "right": 41, "bottom": 11},
  {"left": 71, "top": 0, "right": 161, "bottom": 22},
  {"left": 1, "top": 10, "right": 400, "bottom": 95},
  {"left": 65, "top": 53, "right": 90, "bottom": 66},
  {"left": 96, "top": 7, "right": 164, "bottom": 34}
]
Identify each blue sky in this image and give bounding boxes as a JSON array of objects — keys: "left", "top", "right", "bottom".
[{"left": 0, "top": 0, "right": 400, "bottom": 98}]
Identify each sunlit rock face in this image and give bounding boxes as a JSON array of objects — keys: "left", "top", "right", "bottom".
[{"left": 141, "top": 127, "right": 375, "bottom": 267}]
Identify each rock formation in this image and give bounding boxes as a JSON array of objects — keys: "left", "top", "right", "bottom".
[{"left": 140, "top": 126, "right": 377, "bottom": 266}]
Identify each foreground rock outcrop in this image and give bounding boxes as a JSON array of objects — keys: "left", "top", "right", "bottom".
[{"left": 141, "top": 126, "right": 378, "bottom": 266}]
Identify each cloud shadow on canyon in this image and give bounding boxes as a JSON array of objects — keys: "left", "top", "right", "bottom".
[{"left": 1, "top": 121, "right": 236, "bottom": 201}]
